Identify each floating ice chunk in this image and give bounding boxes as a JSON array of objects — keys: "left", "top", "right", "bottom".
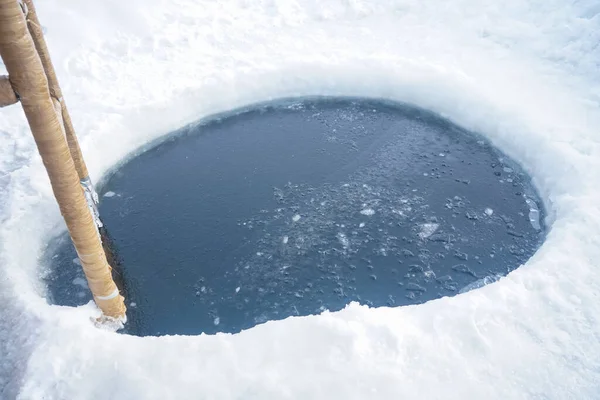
[
  {"left": 292, "top": 214, "right": 301, "bottom": 222},
  {"left": 360, "top": 208, "right": 375, "bottom": 216},
  {"left": 72, "top": 258, "right": 81, "bottom": 266},
  {"left": 452, "top": 264, "right": 477, "bottom": 277},
  {"left": 254, "top": 314, "right": 268, "bottom": 324},
  {"left": 235, "top": 287, "right": 240, "bottom": 293},
  {"left": 418, "top": 223, "right": 439, "bottom": 239},
  {"left": 406, "top": 283, "right": 426, "bottom": 292},
  {"left": 401, "top": 249, "right": 415, "bottom": 257},
  {"left": 213, "top": 317, "right": 220, "bottom": 326},
  {"left": 359, "top": 222, "right": 365, "bottom": 228},
  {"left": 103, "top": 191, "right": 116, "bottom": 198},
  {"left": 282, "top": 236, "right": 289, "bottom": 244},
  {"left": 72, "top": 277, "right": 88, "bottom": 289},
  {"left": 465, "top": 211, "right": 479, "bottom": 220},
  {"left": 485, "top": 208, "right": 494, "bottom": 216},
  {"left": 409, "top": 265, "right": 424, "bottom": 273},
  {"left": 459, "top": 274, "right": 503, "bottom": 293},
  {"left": 524, "top": 197, "right": 541, "bottom": 230},
  {"left": 337, "top": 232, "right": 349, "bottom": 248}
]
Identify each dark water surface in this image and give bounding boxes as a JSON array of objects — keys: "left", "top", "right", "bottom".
[{"left": 44, "top": 98, "right": 545, "bottom": 336}]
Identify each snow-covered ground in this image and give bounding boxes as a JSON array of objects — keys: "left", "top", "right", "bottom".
[{"left": 1, "top": 0, "right": 600, "bottom": 398}]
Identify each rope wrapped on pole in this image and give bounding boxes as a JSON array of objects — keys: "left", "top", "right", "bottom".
[
  {"left": 0, "top": 0, "right": 126, "bottom": 320},
  {"left": 0, "top": 75, "right": 18, "bottom": 106},
  {"left": 22, "top": 0, "right": 102, "bottom": 227}
]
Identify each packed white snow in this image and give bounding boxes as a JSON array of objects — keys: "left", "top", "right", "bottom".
[{"left": 1, "top": 0, "right": 600, "bottom": 398}]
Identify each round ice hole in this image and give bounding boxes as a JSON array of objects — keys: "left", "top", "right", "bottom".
[{"left": 44, "top": 97, "right": 545, "bottom": 336}]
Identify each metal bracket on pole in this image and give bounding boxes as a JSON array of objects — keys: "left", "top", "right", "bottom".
[
  {"left": 17, "top": 0, "right": 27, "bottom": 15},
  {"left": 81, "top": 176, "right": 103, "bottom": 228}
]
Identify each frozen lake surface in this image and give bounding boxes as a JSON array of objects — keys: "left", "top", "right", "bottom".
[{"left": 46, "top": 98, "right": 545, "bottom": 336}]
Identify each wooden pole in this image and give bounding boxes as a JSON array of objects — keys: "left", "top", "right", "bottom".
[
  {"left": 21, "top": 0, "right": 102, "bottom": 227},
  {"left": 22, "top": 0, "right": 88, "bottom": 180},
  {"left": 0, "top": 75, "right": 18, "bottom": 106},
  {"left": 0, "top": 0, "right": 126, "bottom": 320}
]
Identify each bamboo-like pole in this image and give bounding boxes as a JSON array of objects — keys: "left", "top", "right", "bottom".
[
  {"left": 22, "top": 0, "right": 88, "bottom": 180},
  {"left": 21, "top": 0, "right": 102, "bottom": 227},
  {"left": 0, "top": 0, "right": 126, "bottom": 319},
  {"left": 0, "top": 75, "right": 18, "bottom": 106}
]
